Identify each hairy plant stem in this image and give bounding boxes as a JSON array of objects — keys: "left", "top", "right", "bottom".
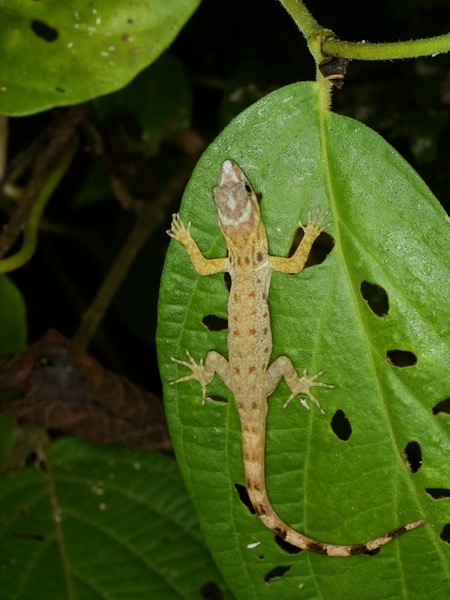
[
  {"left": 323, "top": 34, "right": 450, "bottom": 60},
  {"left": 278, "top": 0, "right": 450, "bottom": 61}
]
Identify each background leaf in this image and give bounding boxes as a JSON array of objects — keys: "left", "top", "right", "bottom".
[
  {"left": 157, "top": 82, "right": 450, "bottom": 598},
  {"left": 0, "top": 438, "right": 230, "bottom": 600},
  {"left": 0, "top": 277, "right": 27, "bottom": 469},
  {"left": 0, "top": 0, "right": 200, "bottom": 116}
]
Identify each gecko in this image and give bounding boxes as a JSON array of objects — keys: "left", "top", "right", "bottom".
[{"left": 167, "top": 159, "right": 426, "bottom": 557}]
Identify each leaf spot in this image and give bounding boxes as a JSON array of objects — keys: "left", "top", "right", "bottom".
[
  {"left": 202, "top": 314, "right": 228, "bottom": 332},
  {"left": 11, "top": 531, "right": 45, "bottom": 542},
  {"left": 263, "top": 565, "right": 292, "bottom": 583},
  {"left": 223, "top": 272, "right": 231, "bottom": 291},
  {"left": 386, "top": 349, "right": 417, "bottom": 367},
  {"left": 432, "top": 398, "right": 450, "bottom": 415},
  {"left": 425, "top": 488, "right": 450, "bottom": 500},
  {"left": 31, "top": 20, "right": 59, "bottom": 42},
  {"left": 209, "top": 394, "right": 228, "bottom": 404},
  {"left": 404, "top": 440, "right": 422, "bottom": 472},
  {"left": 440, "top": 524, "right": 450, "bottom": 545},
  {"left": 199, "top": 581, "right": 224, "bottom": 600},
  {"left": 234, "top": 483, "right": 254, "bottom": 514},
  {"left": 330, "top": 409, "right": 352, "bottom": 441},
  {"left": 274, "top": 536, "right": 303, "bottom": 555},
  {"left": 360, "top": 280, "right": 389, "bottom": 316}
]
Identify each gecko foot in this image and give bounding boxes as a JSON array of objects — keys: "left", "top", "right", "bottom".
[
  {"left": 299, "top": 208, "right": 330, "bottom": 236},
  {"left": 170, "top": 349, "right": 209, "bottom": 404},
  {"left": 167, "top": 213, "right": 192, "bottom": 244},
  {"left": 283, "top": 369, "right": 335, "bottom": 414}
]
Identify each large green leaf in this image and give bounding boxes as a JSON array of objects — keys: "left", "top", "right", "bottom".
[
  {"left": 0, "top": 0, "right": 200, "bottom": 116},
  {"left": 0, "top": 438, "right": 230, "bottom": 599},
  {"left": 157, "top": 82, "right": 450, "bottom": 598}
]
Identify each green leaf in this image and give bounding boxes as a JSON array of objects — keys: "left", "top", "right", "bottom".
[
  {"left": 157, "top": 82, "right": 450, "bottom": 598},
  {"left": 0, "top": 0, "right": 200, "bottom": 116},
  {"left": 0, "top": 277, "right": 26, "bottom": 354},
  {"left": 0, "top": 277, "right": 27, "bottom": 468},
  {"left": 0, "top": 438, "right": 230, "bottom": 599}
]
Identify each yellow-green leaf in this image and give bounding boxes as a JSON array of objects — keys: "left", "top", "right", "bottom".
[{"left": 0, "top": 0, "right": 200, "bottom": 116}]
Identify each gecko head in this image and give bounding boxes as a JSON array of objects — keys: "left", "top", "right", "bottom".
[{"left": 213, "top": 160, "right": 260, "bottom": 234}]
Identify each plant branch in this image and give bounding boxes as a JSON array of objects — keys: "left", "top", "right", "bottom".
[
  {"left": 277, "top": 0, "right": 321, "bottom": 39},
  {"left": 73, "top": 157, "right": 200, "bottom": 350},
  {"left": 0, "top": 142, "right": 77, "bottom": 274},
  {"left": 278, "top": 0, "right": 450, "bottom": 62},
  {"left": 0, "top": 105, "right": 86, "bottom": 258},
  {"left": 323, "top": 34, "right": 450, "bottom": 60}
]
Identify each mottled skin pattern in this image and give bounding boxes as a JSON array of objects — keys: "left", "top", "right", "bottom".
[{"left": 167, "top": 160, "right": 426, "bottom": 556}]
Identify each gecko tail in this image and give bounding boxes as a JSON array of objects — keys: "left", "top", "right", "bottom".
[{"left": 249, "top": 488, "right": 426, "bottom": 557}]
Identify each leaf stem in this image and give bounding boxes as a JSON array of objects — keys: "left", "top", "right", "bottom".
[
  {"left": 277, "top": 0, "right": 320, "bottom": 39},
  {"left": 74, "top": 159, "right": 198, "bottom": 349}
]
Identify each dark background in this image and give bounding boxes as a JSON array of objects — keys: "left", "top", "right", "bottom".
[{"left": 6, "top": 0, "right": 450, "bottom": 395}]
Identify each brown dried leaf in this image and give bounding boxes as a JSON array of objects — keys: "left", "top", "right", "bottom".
[{"left": 0, "top": 329, "right": 170, "bottom": 450}]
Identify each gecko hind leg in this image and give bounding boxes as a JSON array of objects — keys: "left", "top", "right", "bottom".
[
  {"left": 266, "top": 356, "right": 334, "bottom": 414},
  {"left": 170, "top": 349, "right": 231, "bottom": 404},
  {"left": 283, "top": 368, "right": 335, "bottom": 413},
  {"left": 171, "top": 350, "right": 209, "bottom": 403}
]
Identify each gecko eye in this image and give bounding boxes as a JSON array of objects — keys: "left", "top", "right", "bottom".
[{"left": 244, "top": 183, "right": 252, "bottom": 194}]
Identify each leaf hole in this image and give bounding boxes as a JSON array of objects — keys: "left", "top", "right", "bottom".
[
  {"left": 10, "top": 531, "right": 45, "bottom": 542},
  {"left": 223, "top": 272, "right": 231, "bottom": 292},
  {"left": 360, "top": 281, "right": 389, "bottom": 316},
  {"left": 13, "top": 506, "right": 29, "bottom": 517},
  {"left": 274, "top": 536, "right": 303, "bottom": 555},
  {"left": 425, "top": 488, "right": 450, "bottom": 500},
  {"left": 199, "top": 581, "right": 224, "bottom": 600},
  {"left": 30, "top": 20, "right": 59, "bottom": 42},
  {"left": 263, "top": 565, "right": 292, "bottom": 583},
  {"left": 288, "top": 228, "right": 334, "bottom": 267},
  {"left": 25, "top": 452, "right": 46, "bottom": 470},
  {"left": 404, "top": 441, "right": 422, "bottom": 473},
  {"left": 25, "top": 451, "right": 39, "bottom": 466},
  {"left": 386, "top": 350, "right": 417, "bottom": 367},
  {"left": 440, "top": 524, "right": 450, "bottom": 544},
  {"left": 330, "top": 409, "right": 352, "bottom": 441},
  {"left": 234, "top": 483, "right": 255, "bottom": 514},
  {"left": 208, "top": 394, "right": 228, "bottom": 404},
  {"left": 202, "top": 315, "right": 228, "bottom": 332},
  {"left": 363, "top": 547, "right": 380, "bottom": 557},
  {"left": 432, "top": 398, "right": 450, "bottom": 415}
]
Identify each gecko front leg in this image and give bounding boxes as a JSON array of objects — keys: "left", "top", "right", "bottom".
[
  {"left": 269, "top": 209, "right": 330, "bottom": 274},
  {"left": 167, "top": 213, "right": 228, "bottom": 276}
]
